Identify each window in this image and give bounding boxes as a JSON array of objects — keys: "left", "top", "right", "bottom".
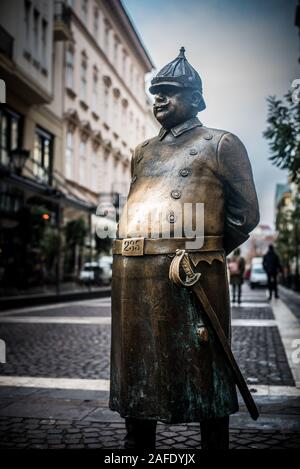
[
  {"left": 33, "top": 127, "right": 53, "bottom": 185},
  {"left": 122, "top": 50, "right": 127, "bottom": 76},
  {"left": 122, "top": 104, "right": 127, "bottom": 130},
  {"left": 104, "top": 22, "right": 110, "bottom": 53},
  {"left": 113, "top": 37, "right": 118, "bottom": 66},
  {"left": 79, "top": 140, "right": 86, "bottom": 185},
  {"left": 136, "top": 118, "right": 139, "bottom": 141},
  {"left": 91, "top": 151, "right": 98, "bottom": 191},
  {"left": 66, "top": 0, "right": 74, "bottom": 7},
  {"left": 129, "top": 110, "right": 133, "bottom": 143},
  {"left": 92, "top": 69, "right": 98, "bottom": 113},
  {"left": 129, "top": 64, "right": 133, "bottom": 88},
  {"left": 113, "top": 95, "right": 118, "bottom": 127},
  {"left": 104, "top": 87, "right": 109, "bottom": 122},
  {"left": 24, "top": 0, "right": 31, "bottom": 51},
  {"left": 80, "top": 55, "right": 87, "bottom": 102},
  {"left": 0, "top": 108, "right": 22, "bottom": 167},
  {"left": 93, "top": 8, "right": 99, "bottom": 41},
  {"left": 41, "top": 19, "right": 48, "bottom": 69},
  {"left": 33, "top": 9, "right": 39, "bottom": 60},
  {"left": 66, "top": 47, "right": 74, "bottom": 89},
  {"left": 81, "top": 0, "right": 88, "bottom": 25},
  {"left": 65, "top": 131, "right": 73, "bottom": 179}
]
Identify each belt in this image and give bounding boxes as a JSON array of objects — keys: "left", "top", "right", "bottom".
[{"left": 112, "top": 236, "right": 223, "bottom": 256}]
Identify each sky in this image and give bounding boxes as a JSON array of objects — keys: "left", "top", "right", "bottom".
[{"left": 123, "top": 0, "right": 299, "bottom": 228}]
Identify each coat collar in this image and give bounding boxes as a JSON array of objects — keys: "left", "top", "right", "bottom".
[{"left": 158, "top": 116, "right": 202, "bottom": 140}]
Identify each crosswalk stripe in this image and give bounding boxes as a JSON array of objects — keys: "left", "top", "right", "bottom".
[
  {"left": 0, "top": 376, "right": 110, "bottom": 391},
  {"left": 0, "top": 317, "right": 111, "bottom": 324},
  {"left": 0, "top": 376, "right": 299, "bottom": 396}
]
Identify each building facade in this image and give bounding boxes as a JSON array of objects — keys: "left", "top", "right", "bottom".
[
  {"left": 274, "top": 182, "right": 300, "bottom": 289},
  {"left": 60, "top": 0, "right": 155, "bottom": 204},
  {"left": 0, "top": 0, "right": 156, "bottom": 300}
]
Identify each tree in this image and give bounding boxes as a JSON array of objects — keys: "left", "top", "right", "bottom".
[
  {"left": 264, "top": 90, "right": 300, "bottom": 289},
  {"left": 263, "top": 92, "right": 300, "bottom": 185}
]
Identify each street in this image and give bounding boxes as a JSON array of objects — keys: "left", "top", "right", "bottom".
[{"left": 0, "top": 284, "right": 299, "bottom": 449}]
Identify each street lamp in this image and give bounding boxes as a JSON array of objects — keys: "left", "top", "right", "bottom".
[{"left": 10, "top": 148, "right": 30, "bottom": 175}]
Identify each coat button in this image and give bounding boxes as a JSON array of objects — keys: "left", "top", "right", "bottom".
[
  {"left": 189, "top": 148, "right": 198, "bottom": 155},
  {"left": 171, "top": 190, "right": 181, "bottom": 199},
  {"left": 203, "top": 134, "right": 212, "bottom": 140},
  {"left": 142, "top": 139, "right": 149, "bottom": 147},
  {"left": 196, "top": 327, "right": 209, "bottom": 343},
  {"left": 137, "top": 154, "right": 143, "bottom": 163},
  {"left": 131, "top": 175, "right": 137, "bottom": 184},
  {"left": 180, "top": 168, "right": 190, "bottom": 177},
  {"left": 167, "top": 211, "right": 176, "bottom": 223}
]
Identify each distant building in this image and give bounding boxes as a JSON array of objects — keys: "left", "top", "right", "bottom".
[
  {"left": 275, "top": 183, "right": 292, "bottom": 211},
  {"left": 295, "top": 0, "right": 300, "bottom": 62},
  {"left": 59, "top": 0, "right": 156, "bottom": 204},
  {"left": 0, "top": 0, "right": 156, "bottom": 299},
  {"left": 245, "top": 224, "right": 277, "bottom": 262}
]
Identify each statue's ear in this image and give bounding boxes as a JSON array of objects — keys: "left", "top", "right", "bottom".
[{"left": 190, "top": 90, "right": 202, "bottom": 110}]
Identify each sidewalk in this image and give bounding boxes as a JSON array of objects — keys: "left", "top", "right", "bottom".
[
  {"left": 0, "top": 387, "right": 299, "bottom": 449},
  {"left": 0, "top": 285, "right": 299, "bottom": 449}
]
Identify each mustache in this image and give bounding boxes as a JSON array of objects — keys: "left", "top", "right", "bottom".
[{"left": 153, "top": 103, "right": 169, "bottom": 111}]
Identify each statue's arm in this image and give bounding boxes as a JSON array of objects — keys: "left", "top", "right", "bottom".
[
  {"left": 130, "top": 143, "right": 143, "bottom": 178},
  {"left": 217, "top": 132, "right": 260, "bottom": 255}
]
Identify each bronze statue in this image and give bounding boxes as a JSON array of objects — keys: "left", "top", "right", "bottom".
[{"left": 109, "top": 47, "right": 260, "bottom": 450}]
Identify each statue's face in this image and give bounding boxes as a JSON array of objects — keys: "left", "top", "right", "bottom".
[{"left": 153, "top": 86, "right": 195, "bottom": 129}]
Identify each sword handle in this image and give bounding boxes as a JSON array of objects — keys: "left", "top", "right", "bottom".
[
  {"left": 169, "top": 249, "right": 201, "bottom": 287},
  {"left": 181, "top": 253, "right": 196, "bottom": 279}
]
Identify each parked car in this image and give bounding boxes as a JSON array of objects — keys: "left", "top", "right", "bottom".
[
  {"left": 79, "top": 262, "right": 103, "bottom": 285},
  {"left": 98, "top": 256, "right": 112, "bottom": 285},
  {"left": 249, "top": 261, "right": 268, "bottom": 289}
]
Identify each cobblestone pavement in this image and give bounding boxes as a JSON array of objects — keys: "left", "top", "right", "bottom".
[
  {"left": 0, "top": 284, "right": 299, "bottom": 450},
  {"left": 232, "top": 326, "right": 294, "bottom": 386},
  {"left": 279, "top": 286, "right": 300, "bottom": 323},
  {"left": 231, "top": 306, "right": 274, "bottom": 320},
  {"left": 0, "top": 416, "right": 299, "bottom": 449},
  {"left": 0, "top": 323, "right": 111, "bottom": 379},
  {"left": 0, "top": 323, "right": 293, "bottom": 386},
  {"left": 0, "top": 290, "right": 293, "bottom": 386}
]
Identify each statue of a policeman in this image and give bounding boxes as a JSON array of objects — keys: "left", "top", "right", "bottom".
[{"left": 109, "top": 48, "right": 260, "bottom": 450}]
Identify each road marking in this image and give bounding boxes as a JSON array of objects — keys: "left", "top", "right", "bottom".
[
  {"left": 0, "top": 376, "right": 110, "bottom": 391},
  {"left": 0, "top": 376, "right": 299, "bottom": 397},
  {"left": 0, "top": 317, "right": 276, "bottom": 327},
  {"left": 0, "top": 301, "right": 111, "bottom": 317},
  {"left": 271, "top": 298, "right": 300, "bottom": 388},
  {"left": 231, "top": 302, "right": 269, "bottom": 308},
  {"left": 248, "top": 385, "right": 300, "bottom": 396},
  {"left": 232, "top": 319, "right": 277, "bottom": 327},
  {"left": 0, "top": 317, "right": 111, "bottom": 324}
]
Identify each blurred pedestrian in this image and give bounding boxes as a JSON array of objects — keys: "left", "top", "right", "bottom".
[
  {"left": 263, "top": 245, "right": 282, "bottom": 300},
  {"left": 228, "top": 248, "right": 245, "bottom": 304}
]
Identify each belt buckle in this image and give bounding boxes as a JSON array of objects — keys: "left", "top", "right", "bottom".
[{"left": 121, "top": 237, "right": 144, "bottom": 256}]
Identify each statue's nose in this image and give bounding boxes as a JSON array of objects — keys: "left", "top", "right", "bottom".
[{"left": 155, "top": 94, "right": 166, "bottom": 103}]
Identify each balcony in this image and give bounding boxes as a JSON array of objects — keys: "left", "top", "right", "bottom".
[{"left": 54, "top": 2, "right": 72, "bottom": 42}]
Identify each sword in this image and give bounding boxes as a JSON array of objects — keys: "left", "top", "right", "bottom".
[{"left": 169, "top": 249, "right": 259, "bottom": 421}]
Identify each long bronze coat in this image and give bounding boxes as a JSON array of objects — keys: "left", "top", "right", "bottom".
[{"left": 109, "top": 117, "right": 259, "bottom": 423}]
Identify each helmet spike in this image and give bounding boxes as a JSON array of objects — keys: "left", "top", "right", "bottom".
[{"left": 179, "top": 46, "right": 186, "bottom": 58}]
